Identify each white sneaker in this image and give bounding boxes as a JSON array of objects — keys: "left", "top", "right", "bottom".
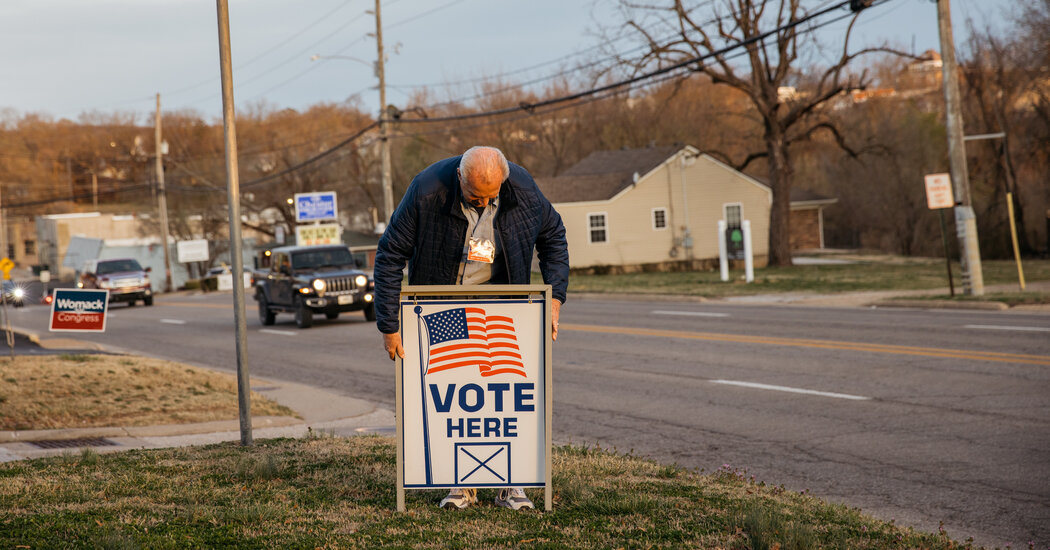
[
  {"left": 495, "top": 488, "right": 534, "bottom": 510},
  {"left": 439, "top": 488, "right": 477, "bottom": 510}
]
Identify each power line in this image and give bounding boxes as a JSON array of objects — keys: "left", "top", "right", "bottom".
[
  {"left": 8, "top": 0, "right": 883, "bottom": 208},
  {"left": 236, "top": 0, "right": 472, "bottom": 105}
]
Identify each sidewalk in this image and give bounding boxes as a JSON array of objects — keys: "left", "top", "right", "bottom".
[
  {"left": 0, "top": 329, "right": 395, "bottom": 463},
  {"left": 715, "top": 280, "right": 1050, "bottom": 312}
]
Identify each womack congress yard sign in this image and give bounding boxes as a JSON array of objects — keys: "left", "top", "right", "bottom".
[
  {"left": 396, "top": 285, "right": 552, "bottom": 510},
  {"left": 49, "top": 288, "right": 110, "bottom": 332}
]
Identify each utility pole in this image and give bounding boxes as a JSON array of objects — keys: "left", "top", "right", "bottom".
[
  {"left": 937, "top": 0, "right": 984, "bottom": 295},
  {"left": 154, "top": 94, "right": 174, "bottom": 293},
  {"left": 216, "top": 0, "right": 253, "bottom": 446},
  {"left": 91, "top": 161, "right": 98, "bottom": 210},
  {"left": 374, "top": 0, "right": 394, "bottom": 225}
]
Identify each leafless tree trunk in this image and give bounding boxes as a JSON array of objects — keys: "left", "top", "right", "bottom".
[{"left": 617, "top": 0, "right": 902, "bottom": 265}]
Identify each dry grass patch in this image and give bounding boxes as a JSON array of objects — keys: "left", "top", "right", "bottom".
[
  {"left": 0, "top": 354, "right": 297, "bottom": 430},
  {"left": 555, "top": 257, "right": 1050, "bottom": 298},
  {"left": 0, "top": 436, "right": 971, "bottom": 549}
]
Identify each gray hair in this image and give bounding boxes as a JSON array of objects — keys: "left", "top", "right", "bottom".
[{"left": 459, "top": 146, "right": 510, "bottom": 183}]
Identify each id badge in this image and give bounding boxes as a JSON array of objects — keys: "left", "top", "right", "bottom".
[{"left": 467, "top": 237, "right": 495, "bottom": 263}]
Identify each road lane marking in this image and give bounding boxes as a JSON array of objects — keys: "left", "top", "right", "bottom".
[
  {"left": 964, "top": 324, "right": 1050, "bottom": 333},
  {"left": 259, "top": 329, "right": 297, "bottom": 336},
  {"left": 560, "top": 323, "right": 1050, "bottom": 366},
  {"left": 156, "top": 302, "right": 238, "bottom": 309},
  {"left": 159, "top": 319, "right": 186, "bottom": 325},
  {"left": 711, "top": 380, "right": 870, "bottom": 401},
  {"left": 652, "top": 310, "right": 730, "bottom": 318}
]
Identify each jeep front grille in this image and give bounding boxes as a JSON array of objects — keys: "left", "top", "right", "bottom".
[{"left": 325, "top": 276, "right": 355, "bottom": 293}]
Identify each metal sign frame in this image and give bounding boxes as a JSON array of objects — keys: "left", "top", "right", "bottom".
[{"left": 396, "top": 284, "right": 553, "bottom": 512}]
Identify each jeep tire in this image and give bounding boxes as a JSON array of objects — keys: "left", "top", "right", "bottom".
[
  {"left": 295, "top": 299, "right": 313, "bottom": 329},
  {"left": 364, "top": 302, "right": 376, "bottom": 322},
  {"left": 258, "top": 292, "right": 276, "bottom": 325}
]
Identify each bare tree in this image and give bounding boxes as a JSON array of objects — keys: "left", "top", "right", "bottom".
[{"left": 616, "top": 0, "right": 900, "bottom": 265}]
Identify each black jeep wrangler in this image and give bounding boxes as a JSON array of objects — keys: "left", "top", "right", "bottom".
[{"left": 252, "top": 245, "right": 374, "bottom": 328}]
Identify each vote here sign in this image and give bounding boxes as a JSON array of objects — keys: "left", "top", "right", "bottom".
[
  {"left": 398, "top": 290, "right": 550, "bottom": 495},
  {"left": 49, "top": 288, "right": 110, "bottom": 332}
]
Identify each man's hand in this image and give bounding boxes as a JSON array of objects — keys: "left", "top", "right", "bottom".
[
  {"left": 383, "top": 332, "right": 405, "bottom": 361},
  {"left": 552, "top": 298, "right": 562, "bottom": 342}
]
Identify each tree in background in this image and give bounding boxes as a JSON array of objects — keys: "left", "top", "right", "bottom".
[{"left": 613, "top": 0, "right": 900, "bottom": 265}]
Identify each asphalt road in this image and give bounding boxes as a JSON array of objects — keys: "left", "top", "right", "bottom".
[{"left": 8, "top": 292, "right": 1050, "bottom": 548}]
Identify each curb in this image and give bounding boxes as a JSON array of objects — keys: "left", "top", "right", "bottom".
[
  {"left": 8, "top": 325, "right": 107, "bottom": 351},
  {"left": 0, "top": 416, "right": 303, "bottom": 444},
  {"left": 870, "top": 299, "right": 1009, "bottom": 311},
  {"left": 569, "top": 292, "right": 706, "bottom": 303}
]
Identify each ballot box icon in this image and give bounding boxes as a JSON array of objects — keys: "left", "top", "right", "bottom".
[{"left": 454, "top": 442, "right": 511, "bottom": 485}]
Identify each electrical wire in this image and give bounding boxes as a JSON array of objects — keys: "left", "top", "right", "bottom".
[{"left": 9, "top": 0, "right": 885, "bottom": 207}]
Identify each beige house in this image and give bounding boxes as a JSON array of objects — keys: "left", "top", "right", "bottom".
[{"left": 535, "top": 145, "right": 772, "bottom": 271}]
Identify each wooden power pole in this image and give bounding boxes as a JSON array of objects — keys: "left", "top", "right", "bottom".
[
  {"left": 937, "top": 0, "right": 984, "bottom": 295},
  {"left": 374, "top": 0, "right": 394, "bottom": 225},
  {"left": 154, "top": 94, "right": 174, "bottom": 293}
]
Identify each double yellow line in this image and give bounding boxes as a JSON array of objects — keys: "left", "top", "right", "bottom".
[{"left": 561, "top": 323, "right": 1050, "bottom": 366}]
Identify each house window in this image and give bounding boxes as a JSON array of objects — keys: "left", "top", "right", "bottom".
[
  {"left": 24, "top": 240, "right": 35, "bottom": 255},
  {"left": 6, "top": 245, "right": 13, "bottom": 259},
  {"left": 724, "top": 203, "right": 743, "bottom": 228},
  {"left": 588, "top": 213, "right": 608, "bottom": 244},
  {"left": 652, "top": 208, "right": 667, "bottom": 230}
]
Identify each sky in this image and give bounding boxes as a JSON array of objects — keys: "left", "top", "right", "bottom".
[{"left": 0, "top": 0, "right": 1014, "bottom": 125}]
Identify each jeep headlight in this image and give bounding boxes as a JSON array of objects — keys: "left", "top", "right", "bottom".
[
  {"left": 312, "top": 278, "right": 326, "bottom": 292},
  {"left": 355, "top": 275, "right": 367, "bottom": 287}
]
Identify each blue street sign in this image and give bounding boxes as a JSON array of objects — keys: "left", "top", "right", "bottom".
[{"left": 295, "top": 192, "right": 338, "bottom": 222}]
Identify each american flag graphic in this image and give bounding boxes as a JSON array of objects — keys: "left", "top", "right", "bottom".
[{"left": 422, "top": 307, "right": 526, "bottom": 377}]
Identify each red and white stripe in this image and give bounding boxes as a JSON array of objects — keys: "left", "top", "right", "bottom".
[{"left": 427, "top": 307, "right": 526, "bottom": 377}]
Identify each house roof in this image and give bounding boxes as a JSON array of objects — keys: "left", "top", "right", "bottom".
[
  {"left": 535, "top": 145, "right": 683, "bottom": 203},
  {"left": 790, "top": 188, "right": 837, "bottom": 205}
]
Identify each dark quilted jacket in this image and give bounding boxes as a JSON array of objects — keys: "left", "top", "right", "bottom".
[{"left": 374, "top": 155, "right": 569, "bottom": 334}]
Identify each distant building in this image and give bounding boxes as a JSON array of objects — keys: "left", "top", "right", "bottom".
[
  {"left": 35, "top": 212, "right": 266, "bottom": 287},
  {"left": 788, "top": 188, "right": 837, "bottom": 251},
  {"left": 535, "top": 145, "right": 773, "bottom": 272}
]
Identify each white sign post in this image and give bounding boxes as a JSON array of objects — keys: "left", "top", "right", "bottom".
[
  {"left": 396, "top": 285, "right": 553, "bottom": 511},
  {"left": 717, "top": 220, "right": 729, "bottom": 282},
  {"left": 925, "top": 173, "right": 957, "bottom": 296},
  {"left": 742, "top": 220, "right": 754, "bottom": 283}
]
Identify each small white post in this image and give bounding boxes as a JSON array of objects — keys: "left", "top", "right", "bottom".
[
  {"left": 742, "top": 220, "right": 754, "bottom": 283},
  {"left": 717, "top": 220, "right": 729, "bottom": 282}
]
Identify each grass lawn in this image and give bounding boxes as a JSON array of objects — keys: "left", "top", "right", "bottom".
[
  {"left": 555, "top": 256, "right": 1050, "bottom": 298},
  {"left": 0, "top": 354, "right": 298, "bottom": 431},
  {"left": 0, "top": 435, "right": 971, "bottom": 549}
]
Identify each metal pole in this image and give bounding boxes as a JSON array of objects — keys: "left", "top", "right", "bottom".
[
  {"left": 91, "top": 170, "right": 98, "bottom": 210},
  {"left": 154, "top": 94, "right": 174, "bottom": 293},
  {"left": 0, "top": 183, "right": 11, "bottom": 358},
  {"left": 374, "top": 0, "right": 394, "bottom": 224},
  {"left": 1006, "top": 192, "right": 1026, "bottom": 291},
  {"left": 937, "top": 0, "right": 984, "bottom": 295},
  {"left": 216, "top": 0, "right": 253, "bottom": 446},
  {"left": 937, "top": 208, "right": 955, "bottom": 297}
]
